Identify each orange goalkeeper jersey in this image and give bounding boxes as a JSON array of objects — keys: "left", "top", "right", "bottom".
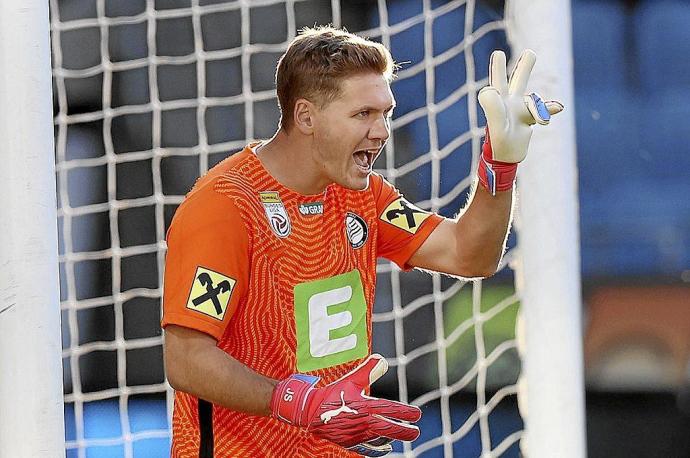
[{"left": 161, "top": 144, "right": 442, "bottom": 457}]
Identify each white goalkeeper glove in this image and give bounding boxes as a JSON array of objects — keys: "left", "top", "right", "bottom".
[{"left": 477, "top": 49, "right": 564, "bottom": 194}]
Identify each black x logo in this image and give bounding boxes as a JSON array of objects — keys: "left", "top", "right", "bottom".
[
  {"left": 385, "top": 201, "right": 425, "bottom": 229},
  {"left": 192, "top": 272, "right": 231, "bottom": 314}
]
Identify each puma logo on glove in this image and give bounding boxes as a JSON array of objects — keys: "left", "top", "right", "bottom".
[{"left": 271, "top": 354, "right": 421, "bottom": 457}]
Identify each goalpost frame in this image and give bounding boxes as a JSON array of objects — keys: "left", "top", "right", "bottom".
[
  {"left": 0, "top": 1, "right": 65, "bottom": 457},
  {"left": 509, "top": 0, "right": 587, "bottom": 456}
]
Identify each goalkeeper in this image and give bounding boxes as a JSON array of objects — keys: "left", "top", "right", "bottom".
[{"left": 161, "top": 26, "right": 562, "bottom": 457}]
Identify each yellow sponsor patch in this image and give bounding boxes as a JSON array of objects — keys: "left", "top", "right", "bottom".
[
  {"left": 186, "top": 267, "right": 236, "bottom": 321},
  {"left": 380, "top": 197, "right": 431, "bottom": 234},
  {"left": 259, "top": 191, "right": 281, "bottom": 204}
]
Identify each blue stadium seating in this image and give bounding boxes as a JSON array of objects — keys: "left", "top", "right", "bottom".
[
  {"left": 574, "top": 0, "right": 690, "bottom": 277},
  {"left": 635, "top": 0, "right": 690, "bottom": 92},
  {"left": 575, "top": 90, "right": 641, "bottom": 193},
  {"left": 572, "top": 0, "right": 628, "bottom": 89},
  {"left": 580, "top": 179, "right": 690, "bottom": 277},
  {"left": 634, "top": 1, "right": 690, "bottom": 178},
  {"left": 386, "top": 0, "right": 690, "bottom": 278},
  {"left": 636, "top": 89, "right": 690, "bottom": 179},
  {"left": 572, "top": 0, "right": 632, "bottom": 183}
]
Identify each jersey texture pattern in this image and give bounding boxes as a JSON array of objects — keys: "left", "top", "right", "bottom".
[{"left": 162, "top": 144, "right": 442, "bottom": 457}]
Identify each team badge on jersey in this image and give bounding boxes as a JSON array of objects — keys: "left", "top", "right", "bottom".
[
  {"left": 345, "top": 212, "right": 368, "bottom": 249},
  {"left": 259, "top": 191, "right": 291, "bottom": 238},
  {"left": 380, "top": 197, "right": 431, "bottom": 234},
  {"left": 186, "top": 266, "right": 236, "bottom": 321}
]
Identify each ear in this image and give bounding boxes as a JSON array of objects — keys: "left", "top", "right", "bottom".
[{"left": 293, "top": 98, "right": 315, "bottom": 135}]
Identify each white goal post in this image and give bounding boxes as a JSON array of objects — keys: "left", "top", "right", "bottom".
[
  {"left": 1, "top": 0, "right": 584, "bottom": 457},
  {"left": 508, "top": 0, "right": 586, "bottom": 456},
  {"left": 0, "top": 1, "right": 66, "bottom": 457}
]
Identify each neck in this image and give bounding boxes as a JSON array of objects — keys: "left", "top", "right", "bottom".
[{"left": 256, "top": 128, "right": 329, "bottom": 195}]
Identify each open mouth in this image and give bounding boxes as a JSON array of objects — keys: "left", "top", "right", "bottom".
[{"left": 353, "top": 149, "right": 377, "bottom": 173}]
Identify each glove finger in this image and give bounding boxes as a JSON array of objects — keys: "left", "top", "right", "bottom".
[
  {"left": 334, "top": 354, "right": 388, "bottom": 388},
  {"left": 348, "top": 440, "right": 393, "bottom": 457},
  {"left": 364, "top": 437, "right": 394, "bottom": 447},
  {"left": 508, "top": 49, "right": 536, "bottom": 95},
  {"left": 368, "top": 414, "right": 421, "bottom": 442},
  {"left": 488, "top": 50, "right": 508, "bottom": 94},
  {"left": 361, "top": 397, "right": 422, "bottom": 422},
  {"left": 523, "top": 93, "right": 548, "bottom": 125},
  {"left": 546, "top": 100, "right": 564, "bottom": 115},
  {"left": 478, "top": 87, "right": 507, "bottom": 133},
  {"left": 523, "top": 94, "right": 564, "bottom": 126}
]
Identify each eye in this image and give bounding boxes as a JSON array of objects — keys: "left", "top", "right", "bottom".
[{"left": 356, "top": 110, "right": 370, "bottom": 119}]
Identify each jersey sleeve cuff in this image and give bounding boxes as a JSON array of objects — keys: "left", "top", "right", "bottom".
[
  {"left": 394, "top": 214, "right": 444, "bottom": 272},
  {"left": 161, "top": 312, "right": 226, "bottom": 341}
]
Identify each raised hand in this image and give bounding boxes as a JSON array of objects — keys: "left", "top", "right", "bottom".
[{"left": 477, "top": 49, "right": 564, "bottom": 194}]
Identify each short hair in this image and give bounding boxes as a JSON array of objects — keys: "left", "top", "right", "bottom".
[{"left": 275, "top": 26, "right": 396, "bottom": 131}]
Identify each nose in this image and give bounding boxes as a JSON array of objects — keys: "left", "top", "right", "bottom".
[{"left": 368, "top": 114, "right": 390, "bottom": 143}]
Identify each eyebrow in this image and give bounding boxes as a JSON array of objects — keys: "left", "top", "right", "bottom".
[{"left": 354, "top": 103, "right": 396, "bottom": 113}]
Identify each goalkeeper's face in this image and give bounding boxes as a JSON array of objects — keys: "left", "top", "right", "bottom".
[{"left": 311, "top": 72, "right": 394, "bottom": 191}]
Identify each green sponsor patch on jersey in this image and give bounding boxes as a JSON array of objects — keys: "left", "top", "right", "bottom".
[{"left": 293, "top": 269, "right": 368, "bottom": 372}]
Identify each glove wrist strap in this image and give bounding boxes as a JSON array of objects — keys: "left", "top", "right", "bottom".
[
  {"left": 477, "top": 156, "right": 517, "bottom": 195},
  {"left": 477, "top": 130, "right": 517, "bottom": 195},
  {"left": 270, "top": 374, "right": 319, "bottom": 427}
]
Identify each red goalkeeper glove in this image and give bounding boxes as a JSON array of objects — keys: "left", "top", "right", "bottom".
[
  {"left": 477, "top": 49, "right": 564, "bottom": 194},
  {"left": 271, "top": 354, "right": 421, "bottom": 456}
]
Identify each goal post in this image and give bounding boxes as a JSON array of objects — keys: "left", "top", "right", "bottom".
[
  {"left": 509, "top": 0, "right": 587, "bottom": 456},
  {"left": 0, "top": 1, "right": 65, "bottom": 457}
]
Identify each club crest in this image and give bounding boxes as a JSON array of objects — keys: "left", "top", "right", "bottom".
[
  {"left": 345, "top": 212, "right": 368, "bottom": 249},
  {"left": 259, "top": 191, "right": 291, "bottom": 238}
]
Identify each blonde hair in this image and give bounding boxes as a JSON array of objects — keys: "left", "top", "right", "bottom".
[{"left": 276, "top": 26, "right": 396, "bottom": 131}]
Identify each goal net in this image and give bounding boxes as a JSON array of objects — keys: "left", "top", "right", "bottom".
[{"left": 48, "top": 0, "right": 582, "bottom": 457}]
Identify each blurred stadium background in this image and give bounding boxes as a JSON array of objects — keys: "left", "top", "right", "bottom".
[{"left": 48, "top": 0, "right": 689, "bottom": 457}]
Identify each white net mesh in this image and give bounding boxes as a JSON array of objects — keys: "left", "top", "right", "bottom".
[{"left": 52, "top": 0, "right": 521, "bottom": 456}]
